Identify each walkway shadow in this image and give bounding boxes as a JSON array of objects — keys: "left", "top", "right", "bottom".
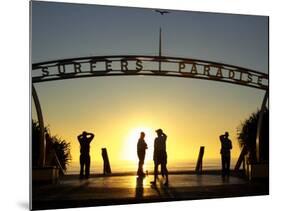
[
  {"left": 150, "top": 182, "right": 161, "bottom": 197},
  {"left": 150, "top": 178, "right": 176, "bottom": 198},
  {"left": 135, "top": 176, "right": 145, "bottom": 199},
  {"left": 222, "top": 175, "right": 231, "bottom": 183},
  {"left": 159, "top": 181, "right": 175, "bottom": 198}
]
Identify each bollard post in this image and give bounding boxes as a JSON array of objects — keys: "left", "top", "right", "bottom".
[
  {"left": 102, "top": 148, "right": 111, "bottom": 175},
  {"left": 195, "top": 146, "right": 205, "bottom": 174}
]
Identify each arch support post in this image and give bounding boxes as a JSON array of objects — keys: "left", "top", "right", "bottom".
[
  {"left": 32, "top": 84, "right": 46, "bottom": 167},
  {"left": 256, "top": 90, "right": 269, "bottom": 163}
]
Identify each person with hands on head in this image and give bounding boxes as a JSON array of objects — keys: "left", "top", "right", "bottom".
[
  {"left": 78, "top": 131, "right": 95, "bottom": 179},
  {"left": 219, "top": 131, "right": 232, "bottom": 178}
]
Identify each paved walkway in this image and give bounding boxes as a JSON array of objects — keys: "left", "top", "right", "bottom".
[{"left": 32, "top": 174, "right": 268, "bottom": 210}]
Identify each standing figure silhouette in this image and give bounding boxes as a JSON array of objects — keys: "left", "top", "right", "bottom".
[
  {"left": 151, "top": 129, "right": 169, "bottom": 186},
  {"left": 137, "top": 132, "right": 148, "bottom": 177},
  {"left": 77, "top": 131, "right": 95, "bottom": 179},
  {"left": 220, "top": 132, "right": 232, "bottom": 178}
]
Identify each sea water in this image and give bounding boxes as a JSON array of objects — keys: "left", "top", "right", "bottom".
[{"left": 66, "top": 158, "right": 237, "bottom": 175}]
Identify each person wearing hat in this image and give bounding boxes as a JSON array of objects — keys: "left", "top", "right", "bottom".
[
  {"left": 151, "top": 129, "right": 169, "bottom": 186},
  {"left": 137, "top": 132, "right": 148, "bottom": 177},
  {"left": 77, "top": 131, "right": 95, "bottom": 179},
  {"left": 219, "top": 131, "right": 232, "bottom": 178}
]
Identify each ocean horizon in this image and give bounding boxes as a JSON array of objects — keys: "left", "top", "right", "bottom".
[{"left": 66, "top": 158, "right": 237, "bottom": 175}]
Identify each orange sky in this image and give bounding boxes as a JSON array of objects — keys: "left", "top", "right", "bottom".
[
  {"left": 31, "top": 2, "right": 267, "bottom": 173},
  {"left": 32, "top": 76, "right": 265, "bottom": 172}
]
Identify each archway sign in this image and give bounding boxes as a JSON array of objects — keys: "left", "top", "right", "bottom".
[
  {"left": 32, "top": 55, "right": 268, "bottom": 89},
  {"left": 32, "top": 55, "right": 268, "bottom": 167}
]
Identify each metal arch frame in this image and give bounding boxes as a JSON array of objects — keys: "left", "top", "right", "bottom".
[
  {"left": 32, "top": 84, "right": 46, "bottom": 167},
  {"left": 256, "top": 90, "right": 268, "bottom": 162},
  {"left": 32, "top": 55, "right": 268, "bottom": 90},
  {"left": 32, "top": 55, "right": 268, "bottom": 167}
]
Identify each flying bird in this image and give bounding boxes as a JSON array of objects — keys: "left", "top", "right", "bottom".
[{"left": 155, "top": 10, "right": 170, "bottom": 15}]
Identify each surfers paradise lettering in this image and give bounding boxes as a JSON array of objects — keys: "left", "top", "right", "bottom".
[{"left": 32, "top": 56, "right": 268, "bottom": 90}]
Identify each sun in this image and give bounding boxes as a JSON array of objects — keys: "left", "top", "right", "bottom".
[{"left": 121, "top": 126, "right": 155, "bottom": 162}]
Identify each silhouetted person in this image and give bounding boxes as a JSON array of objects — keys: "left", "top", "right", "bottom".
[
  {"left": 137, "top": 132, "right": 148, "bottom": 177},
  {"left": 78, "top": 131, "right": 95, "bottom": 179},
  {"left": 151, "top": 129, "right": 169, "bottom": 186},
  {"left": 220, "top": 132, "right": 232, "bottom": 178}
]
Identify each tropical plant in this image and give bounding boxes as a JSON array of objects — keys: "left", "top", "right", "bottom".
[
  {"left": 32, "top": 119, "right": 71, "bottom": 171},
  {"left": 32, "top": 119, "right": 41, "bottom": 167},
  {"left": 49, "top": 136, "right": 71, "bottom": 171},
  {"left": 237, "top": 108, "right": 269, "bottom": 164}
]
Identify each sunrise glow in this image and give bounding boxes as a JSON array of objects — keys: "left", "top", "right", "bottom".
[{"left": 122, "top": 126, "right": 155, "bottom": 162}]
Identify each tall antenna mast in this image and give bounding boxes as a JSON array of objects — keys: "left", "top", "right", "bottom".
[
  {"left": 159, "top": 27, "right": 162, "bottom": 57},
  {"left": 154, "top": 9, "right": 170, "bottom": 71}
]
